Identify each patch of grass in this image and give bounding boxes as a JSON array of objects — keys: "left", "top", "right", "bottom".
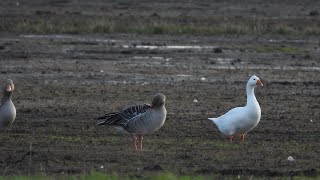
[
  {"left": 48, "top": 135, "right": 82, "bottom": 143},
  {"left": 13, "top": 19, "right": 251, "bottom": 35},
  {"left": 14, "top": 19, "right": 113, "bottom": 34},
  {"left": 255, "top": 45, "right": 308, "bottom": 53},
  {"left": 282, "top": 141, "right": 314, "bottom": 154},
  {"left": 275, "top": 25, "right": 297, "bottom": 35},
  {"left": 183, "top": 138, "right": 195, "bottom": 145},
  {"left": 79, "top": 172, "right": 120, "bottom": 180},
  {"left": 131, "top": 23, "right": 253, "bottom": 35},
  {"left": 0, "top": 172, "right": 215, "bottom": 180},
  {"left": 48, "top": 134, "right": 119, "bottom": 144},
  {"left": 203, "top": 141, "right": 241, "bottom": 149},
  {"left": 151, "top": 173, "right": 209, "bottom": 180},
  {"left": 91, "top": 136, "right": 119, "bottom": 144},
  {"left": 3, "top": 15, "right": 320, "bottom": 35},
  {"left": 0, "top": 177, "right": 53, "bottom": 180},
  {"left": 0, "top": 172, "right": 318, "bottom": 180}
]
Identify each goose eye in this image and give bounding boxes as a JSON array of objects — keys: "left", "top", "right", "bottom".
[{"left": 253, "top": 78, "right": 256, "bottom": 80}]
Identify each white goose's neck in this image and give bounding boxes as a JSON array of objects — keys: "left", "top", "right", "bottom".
[{"left": 246, "top": 84, "right": 258, "bottom": 107}]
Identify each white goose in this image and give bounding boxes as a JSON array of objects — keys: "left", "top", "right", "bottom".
[{"left": 208, "top": 75, "right": 263, "bottom": 143}]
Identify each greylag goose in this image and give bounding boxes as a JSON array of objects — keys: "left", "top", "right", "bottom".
[
  {"left": 97, "top": 93, "right": 167, "bottom": 151},
  {"left": 0, "top": 79, "right": 16, "bottom": 128}
]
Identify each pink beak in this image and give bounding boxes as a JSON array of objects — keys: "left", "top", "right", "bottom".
[
  {"left": 256, "top": 79, "right": 263, "bottom": 87},
  {"left": 6, "top": 85, "right": 12, "bottom": 92}
]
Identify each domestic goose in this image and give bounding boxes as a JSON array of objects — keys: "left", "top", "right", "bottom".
[{"left": 208, "top": 75, "right": 263, "bottom": 143}]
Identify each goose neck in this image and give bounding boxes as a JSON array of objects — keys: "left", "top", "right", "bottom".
[
  {"left": 246, "top": 84, "right": 257, "bottom": 107},
  {"left": 1, "top": 92, "right": 12, "bottom": 104}
]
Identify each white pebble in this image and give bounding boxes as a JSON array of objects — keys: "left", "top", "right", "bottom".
[
  {"left": 100, "top": 165, "right": 104, "bottom": 169},
  {"left": 200, "top": 77, "right": 206, "bottom": 81},
  {"left": 193, "top": 99, "right": 198, "bottom": 103},
  {"left": 287, "top": 156, "right": 295, "bottom": 162},
  {"left": 310, "top": 119, "right": 313, "bottom": 122},
  {"left": 100, "top": 70, "right": 104, "bottom": 73}
]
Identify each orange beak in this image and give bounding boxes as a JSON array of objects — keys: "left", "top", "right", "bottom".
[{"left": 256, "top": 79, "right": 263, "bottom": 87}]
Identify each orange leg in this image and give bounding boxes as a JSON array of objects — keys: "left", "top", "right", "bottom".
[
  {"left": 132, "top": 135, "right": 138, "bottom": 151},
  {"left": 240, "top": 134, "right": 245, "bottom": 144},
  {"left": 138, "top": 135, "right": 143, "bottom": 150},
  {"left": 228, "top": 136, "right": 234, "bottom": 142}
]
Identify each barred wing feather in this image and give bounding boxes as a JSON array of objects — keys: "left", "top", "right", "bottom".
[{"left": 97, "top": 104, "right": 151, "bottom": 126}]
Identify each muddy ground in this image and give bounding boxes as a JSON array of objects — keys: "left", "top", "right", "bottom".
[{"left": 0, "top": 0, "right": 320, "bottom": 178}]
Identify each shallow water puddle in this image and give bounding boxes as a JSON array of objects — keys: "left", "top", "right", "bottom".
[
  {"left": 133, "top": 56, "right": 171, "bottom": 61},
  {"left": 208, "top": 65, "right": 320, "bottom": 71},
  {"left": 215, "top": 57, "right": 233, "bottom": 64},
  {"left": 176, "top": 74, "right": 192, "bottom": 77},
  {"left": 21, "top": 35, "right": 217, "bottom": 50},
  {"left": 266, "top": 38, "right": 317, "bottom": 44},
  {"left": 22, "top": 34, "right": 73, "bottom": 39},
  {"left": 123, "top": 45, "right": 216, "bottom": 50}
]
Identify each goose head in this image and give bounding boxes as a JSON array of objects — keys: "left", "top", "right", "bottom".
[
  {"left": 151, "top": 93, "right": 166, "bottom": 108},
  {"left": 1, "top": 79, "right": 15, "bottom": 102},
  {"left": 247, "top": 75, "right": 263, "bottom": 87},
  {"left": 3, "top": 79, "right": 14, "bottom": 95}
]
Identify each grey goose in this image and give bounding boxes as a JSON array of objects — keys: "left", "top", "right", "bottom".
[
  {"left": 0, "top": 79, "right": 16, "bottom": 128},
  {"left": 97, "top": 93, "right": 167, "bottom": 151}
]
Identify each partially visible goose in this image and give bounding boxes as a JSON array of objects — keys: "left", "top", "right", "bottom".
[
  {"left": 208, "top": 75, "right": 263, "bottom": 143},
  {"left": 0, "top": 79, "right": 16, "bottom": 128},
  {"left": 97, "top": 93, "right": 167, "bottom": 151}
]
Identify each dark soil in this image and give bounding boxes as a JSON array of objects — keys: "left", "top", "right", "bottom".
[{"left": 0, "top": 0, "right": 320, "bottom": 178}]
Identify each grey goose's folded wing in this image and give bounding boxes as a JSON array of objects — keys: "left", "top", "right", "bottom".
[{"left": 97, "top": 104, "right": 151, "bottom": 127}]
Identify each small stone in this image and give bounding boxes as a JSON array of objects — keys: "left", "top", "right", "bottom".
[
  {"left": 309, "top": 10, "right": 319, "bottom": 16},
  {"left": 193, "top": 99, "right": 198, "bottom": 103},
  {"left": 287, "top": 156, "right": 295, "bottom": 162},
  {"left": 213, "top": 48, "right": 223, "bottom": 53},
  {"left": 143, "top": 164, "right": 163, "bottom": 171}
]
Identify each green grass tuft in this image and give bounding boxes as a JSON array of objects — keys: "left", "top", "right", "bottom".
[
  {"left": 0, "top": 171, "right": 319, "bottom": 180},
  {"left": 204, "top": 141, "right": 241, "bottom": 149},
  {"left": 3, "top": 15, "right": 320, "bottom": 35},
  {"left": 0, "top": 172, "right": 209, "bottom": 180},
  {"left": 255, "top": 45, "right": 308, "bottom": 53},
  {"left": 48, "top": 135, "right": 82, "bottom": 143}
]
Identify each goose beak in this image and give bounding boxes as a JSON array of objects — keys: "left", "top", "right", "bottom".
[
  {"left": 256, "top": 80, "right": 263, "bottom": 87},
  {"left": 6, "top": 85, "right": 12, "bottom": 92}
]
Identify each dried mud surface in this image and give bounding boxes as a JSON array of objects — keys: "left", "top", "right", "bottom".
[
  {"left": 0, "top": 0, "right": 320, "bottom": 178},
  {"left": 0, "top": 33, "right": 319, "bottom": 178}
]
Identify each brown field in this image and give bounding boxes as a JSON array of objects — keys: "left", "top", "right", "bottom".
[{"left": 0, "top": 0, "right": 319, "bottom": 178}]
